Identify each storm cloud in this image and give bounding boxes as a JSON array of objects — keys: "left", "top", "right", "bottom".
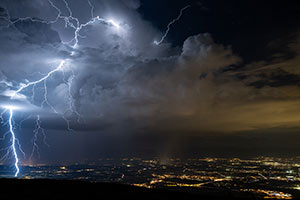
[{"left": 0, "top": 0, "right": 300, "bottom": 135}]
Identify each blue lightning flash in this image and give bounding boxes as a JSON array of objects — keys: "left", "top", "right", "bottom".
[
  {"left": 154, "top": 5, "right": 191, "bottom": 45},
  {"left": 29, "top": 115, "right": 49, "bottom": 162},
  {"left": 0, "top": 0, "right": 122, "bottom": 176},
  {"left": 0, "top": 106, "right": 22, "bottom": 177},
  {"left": 8, "top": 108, "right": 19, "bottom": 177},
  {"left": 0, "top": 0, "right": 191, "bottom": 177}
]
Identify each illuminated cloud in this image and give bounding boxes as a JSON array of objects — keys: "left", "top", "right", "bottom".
[{"left": 0, "top": 1, "right": 299, "bottom": 135}]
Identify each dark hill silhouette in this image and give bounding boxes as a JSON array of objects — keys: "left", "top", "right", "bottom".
[{"left": 0, "top": 178, "right": 263, "bottom": 200}]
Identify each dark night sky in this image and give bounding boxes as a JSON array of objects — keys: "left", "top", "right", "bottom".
[
  {"left": 139, "top": 0, "right": 300, "bottom": 62},
  {"left": 0, "top": 0, "right": 300, "bottom": 164}
]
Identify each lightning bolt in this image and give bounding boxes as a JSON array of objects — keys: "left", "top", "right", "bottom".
[
  {"left": 87, "top": 0, "right": 95, "bottom": 18},
  {"left": 1, "top": 0, "right": 188, "bottom": 177},
  {"left": 154, "top": 5, "right": 191, "bottom": 45},
  {"left": 6, "top": 0, "right": 120, "bottom": 121},
  {"left": 29, "top": 115, "right": 49, "bottom": 162},
  {"left": 12, "top": 60, "right": 65, "bottom": 97},
  {"left": 0, "top": 107, "right": 25, "bottom": 177},
  {"left": 0, "top": 0, "right": 122, "bottom": 176},
  {"left": 8, "top": 108, "right": 19, "bottom": 177}
]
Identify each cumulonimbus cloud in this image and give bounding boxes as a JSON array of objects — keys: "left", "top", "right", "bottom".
[{"left": 0, "top": 1, "right": 300, "bottom": 134}]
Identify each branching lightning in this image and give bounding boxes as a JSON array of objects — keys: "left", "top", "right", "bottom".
[
  {"left": 1, "top": 0, "right": 189, "bottom": 178},
  {"left": 0, "top": 0, "right": 122, "bottom": 176},
  {"left": 154, "top": 5, "right": 191, "bottom": 45},
  {"left": 29, "top": 115, "right": 49, "bottom": 162},
  {"left": 8, "top": 108, "right": 19, "bottom": 177},
  {"left": 12, "top": 60, "right": 66, "bottom": 97},
  {"left": 87, "top": 0, "right": 95, "bottom": 18},
  {"left": 0, "top": 107, "right": 24, "bottom": 177}
]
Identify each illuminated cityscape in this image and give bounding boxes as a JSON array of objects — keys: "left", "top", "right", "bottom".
[{"left": 2, "top": 157, "right": 300, "bottom": 199}]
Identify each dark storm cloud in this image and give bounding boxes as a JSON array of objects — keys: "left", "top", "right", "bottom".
[
  {"left": 14, "top": 20, "right": 61, "bottom": 44},
  {"left": 90, "top": 32, "right": 300, "bottom": 133},
  {"left": 65, "top": 32, "right": 300, "bottom": 133},
  {"left": 0, "top": 0, "right": 300, "bottom": 136},
  {"left": 0, "top": 0, "right": 170, "bottom": 129}
]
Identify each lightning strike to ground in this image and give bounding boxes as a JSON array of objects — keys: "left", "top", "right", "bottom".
[
  {"left": 0, "top": 0, "right": 122, "bottom": 176},
  {"left": 29, "top": 115, "right": 49, "bottom": 162},
  {"left": 154, "top": 5, "right": 191, "bottom": 45},
  {"left": 0, "top": 106, "right": 25, "bottom": 177},
  {"left": 8, "top": 108, "right": 19, "bottom": 177},
  {"left": 0, "top": 107, "right": 20, "bottom": 177}
]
